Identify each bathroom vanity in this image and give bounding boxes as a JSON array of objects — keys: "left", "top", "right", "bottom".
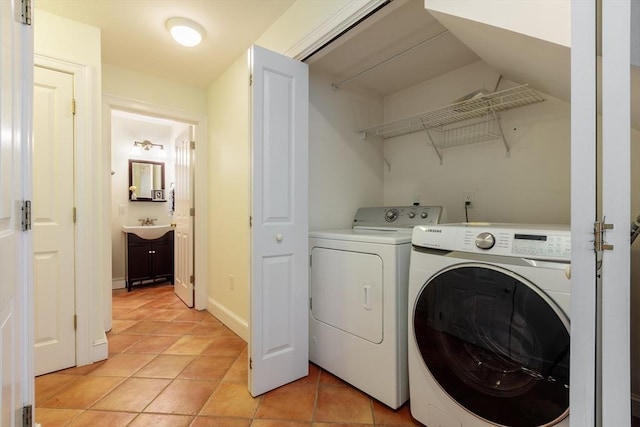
[{"left": 124, "top": 229, "right": 174, "bottom": 291}]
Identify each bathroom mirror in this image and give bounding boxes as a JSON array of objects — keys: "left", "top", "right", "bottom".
[{"left": 129, "top": 160, "right": 165, "bottom": 201}]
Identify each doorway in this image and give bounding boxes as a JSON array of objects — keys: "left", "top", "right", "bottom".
[{"left": 103, "top": 95, "right": 208, "bottom": 333}]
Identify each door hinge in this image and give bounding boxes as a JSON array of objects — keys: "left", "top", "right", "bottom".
[
  {"left": 190, "top": 140, "right": 196, "bottom": 150},
  {"left": 22, "top": 404, "right": 32, "bottom": 427},
  {"left": 189, "top": 208, "right": 195, "bottom": 217},
  {"left": 19, "top": 0, "right": 31, "bottom": 25},
  {"left": 190, "top": 275, "right": 195, "bottom": 284},
  {"left": 249, "top": 357, "right": 252, "bottom": 370},
  {"left": 594, "top": 220, "right": 614, "bottom": 252},
  {"left": 73, "top": 314, "right": 77, "bottom": 330},
  {"left": 249, "top": 74, "right": 253, "bottom": 86},
  {"left": 309, "top": 298, "right": 312, "bottom": 310},
  {"left": 309, "top": 255, "right": 312, "bottom": 267},
  {"left": 71, "top": 99, "right": 76, "bottom": 115},
  {"left": 73, "top": 207, "right": 77, "bottom": 223},
  {"left": 249, "top": 216, "right": 252, "bottom": 227},
  {"left": 21, "top": 200, "right": 31, "bottom": 231}
]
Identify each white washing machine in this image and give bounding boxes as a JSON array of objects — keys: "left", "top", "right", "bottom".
[
  {"left": 309, "top": 205, "right": 444, "bottom": 409},
  {"left": 408, "top": 223, "right": 571, "bottom": 427}
]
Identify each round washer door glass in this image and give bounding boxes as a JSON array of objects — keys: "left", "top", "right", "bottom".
[{"left": 413, "top": 264, "right": 569, "bottom": 426}]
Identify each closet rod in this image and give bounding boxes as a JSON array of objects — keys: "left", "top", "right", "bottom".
[{"left": 332, "top": 30, "right": 450, "bottom": 90}]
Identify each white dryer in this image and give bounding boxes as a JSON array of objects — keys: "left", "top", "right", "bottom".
[
  {"left": 309, "top": 206, "right": 444, "bottom": 409},
  {"left": 408, "top": 223, "right": 571, "bottom": 427}
]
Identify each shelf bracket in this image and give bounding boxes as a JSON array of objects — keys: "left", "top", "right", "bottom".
[
  {"left": 423, "top": 125, "right": 443, "bottom": 165},
  {"left": 489, "top": 108, "right": 510, "bottom": 158},
  {"left": 362, "top": 132, "right": 391, "bottom": 171}
]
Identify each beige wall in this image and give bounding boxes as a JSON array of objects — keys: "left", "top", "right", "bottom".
[
  {"left": 34, "top": 9, "right": 107, "bottom": 364},
  {"left": 207, "top": 55, "right": 251, "bottom": 338},
  {"left": 102, "top": 64, "right": 208, "bottom": 114}
]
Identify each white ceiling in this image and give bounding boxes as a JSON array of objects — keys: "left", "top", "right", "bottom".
[
  {"left": 35, "top": 0, "right": 482, "bottom": 96},
  {"left": 35, "top": 0, "right": 296, "bottom": 89}
]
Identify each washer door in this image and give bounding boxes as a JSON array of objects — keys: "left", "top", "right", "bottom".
[{"left": 413, "top": 264, "right": 569, "bottom": 426}]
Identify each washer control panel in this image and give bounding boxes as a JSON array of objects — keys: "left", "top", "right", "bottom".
[
  {"left": 352, "top": 206, "right": 444, "bottom": 229},
  {"left": 412, "top": 223, "right": 571, "bottom": 261}
]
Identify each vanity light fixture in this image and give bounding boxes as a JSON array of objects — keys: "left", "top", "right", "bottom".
[
  {"left": 132, "top": 140, "right": 166, "bottom": 158},
  {"left": 166, "top": 17, "right": 205, "bottom": 47}
]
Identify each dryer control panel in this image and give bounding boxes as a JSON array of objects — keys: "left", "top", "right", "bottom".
[
  {"left": 412, "top": 222, "right": 571, "bottom": 261},
  {"left": 352, "top": 206, "right": 444, "bottom": 229}
]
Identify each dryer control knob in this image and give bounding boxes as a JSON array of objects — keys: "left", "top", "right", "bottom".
[
  {"left": 475, "top": 232, "right": 495, "bottom": 249},
  {"left": 408, "top": 212, "right": 416, "bottom": 218},
  {"left": 420, "top": 211, "right": 428, "bottom": 219},
  {"left": 385, "top": 209, "right": 399, "bottom": 222}
]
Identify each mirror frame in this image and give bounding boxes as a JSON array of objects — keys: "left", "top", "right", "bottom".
[{"left": 129, "top": 159, "right": 165, "bottom": 202}]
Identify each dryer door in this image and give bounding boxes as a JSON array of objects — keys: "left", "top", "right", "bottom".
[
  {"left": 310, "top": 247, "right": 383, "bottom": 343},
  {"left": 413, "top": 263, "right": 569, "bottom": 427}
]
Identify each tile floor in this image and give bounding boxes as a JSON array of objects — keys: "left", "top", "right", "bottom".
[{"left": 35, "top": 283, "right": 422, "bottom": 426}]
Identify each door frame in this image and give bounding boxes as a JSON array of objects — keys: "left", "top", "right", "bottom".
[
  {"left": 600, "top": 0, "right": 631, "bottom": 424},
  {"left": 102, "top": 94, "right": 209, "bottom": 324}
]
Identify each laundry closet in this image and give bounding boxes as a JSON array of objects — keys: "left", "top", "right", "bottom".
[
  {"left": 303, "top": 2, "right": 573, "bottom": 424},
  {"left": 305, "top": 0, "right": 571, "bottom": 232}
]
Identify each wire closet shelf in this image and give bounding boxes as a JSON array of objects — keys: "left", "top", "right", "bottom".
[{"left": 359, "top": 84, "right": 545, "bottom": 142}]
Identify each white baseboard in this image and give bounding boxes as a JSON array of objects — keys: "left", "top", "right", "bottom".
[
  {"left": 112, "top": 278, "right": 125, "bottom": 290},
  {"left": 207, "top": 297, "right": 248, "bottom": 342},
  {"left": 632, "top": 393, "right": 640, "bottom": 418},
  {"left": 92, "top": 333, "right": 109, "bottom": 363}
]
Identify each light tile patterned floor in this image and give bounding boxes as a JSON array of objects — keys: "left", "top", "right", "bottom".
[{"left": 35, "top": 283, "right": 422, "bottom": 426}]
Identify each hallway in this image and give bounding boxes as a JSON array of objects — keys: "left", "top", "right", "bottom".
[{"left": 35, "top": 283, "right": 420, "bottom": 426}]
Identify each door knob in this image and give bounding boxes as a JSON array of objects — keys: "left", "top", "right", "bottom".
[{"left": 276, "top": 234, "right": 283, "bottom": 242}]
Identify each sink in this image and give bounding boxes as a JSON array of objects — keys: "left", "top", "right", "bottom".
[{"left": 122, "top": 224, "right": 173, "bottom": 240}]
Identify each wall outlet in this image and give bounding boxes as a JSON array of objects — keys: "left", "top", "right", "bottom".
[
  {"left": 228, "top": 275, "right": 234, "bottom": 290},
  {"left": 463, "top": 192, "right": 474, "bottom": 207}
]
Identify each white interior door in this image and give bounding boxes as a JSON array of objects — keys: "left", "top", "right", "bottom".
[
  {"left": 33, "top": 65, "right": 76, "bottom": 376},
  {"left": 174, "top": 126, "right": 194, "bottom": 307},
  {"left": 249, "top": 44, "right": 309, "bottom": 396},
  {"left": 0, "top": 1, "right": 33, "bottom": 422}
]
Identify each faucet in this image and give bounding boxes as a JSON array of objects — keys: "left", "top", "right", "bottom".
[{"left": 139, "top": 217, "right": 157, "bottom": 226}]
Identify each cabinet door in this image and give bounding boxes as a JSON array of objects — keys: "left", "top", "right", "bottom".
[
  {"left": 128, "top": 241, "right": 152, "bottom": 281},
  {"left": 152, "top": 233, "right": 174, "bottom": 279}
]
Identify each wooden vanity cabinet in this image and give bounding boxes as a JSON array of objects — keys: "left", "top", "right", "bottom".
[{"left": 124, "top": 231, "right": 174, "bottom": 291}]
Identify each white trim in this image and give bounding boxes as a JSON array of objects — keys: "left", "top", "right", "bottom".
[
  {"left": 207, "top": 297, "right": 248, "bottom": 342},
  {"left": 601, "top": 1, "right": 631, "bottom": 425},
  {"left": 112, "top": 278, "right": 126, "bottom": 290},
  {"left": 570, "top": 2, "right": 597, "bottom": 426},
  {"left": 287, "top": 0, "right": 391, "bottom": 61},
  {"left": 21, "top": 17, "right": 36, "bottom": 412},
  {"left": 102, "top": 94, "right": 209, "bottom": 317},
  {"left": 92, "top": 334, "right": 108, "bottom": 362}
]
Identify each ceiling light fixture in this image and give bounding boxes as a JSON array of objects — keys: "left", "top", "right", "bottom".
[{"left": 166, "top": 17, "right": 205, "bottom": 47}]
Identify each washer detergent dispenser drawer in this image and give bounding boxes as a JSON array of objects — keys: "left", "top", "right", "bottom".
[{"left": 310, "top": 247, "right": 383, "bottom": 343}]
